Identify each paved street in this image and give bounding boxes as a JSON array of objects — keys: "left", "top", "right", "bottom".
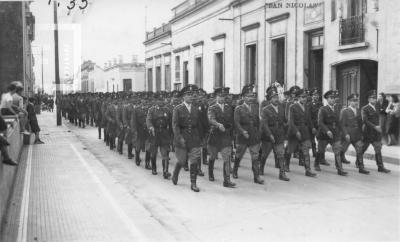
[{"left": 2, "top": 111, "right": 399, "bottom": 242}]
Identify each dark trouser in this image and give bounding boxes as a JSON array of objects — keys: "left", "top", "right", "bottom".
[
  {"left": 208, "top": 145, "right": 233, "bottom": 183},
  {"left": 286, "top": 139, "right": 313, "bottom": 172},
  {"left": 173, "top": 147, "right": 201, "bottom": 186},
  {"left": 316, "top": 139, "right": 343, "bottom": 171},
  {"left": 233, "top": 143, "right": 262, "bottom": 181}
]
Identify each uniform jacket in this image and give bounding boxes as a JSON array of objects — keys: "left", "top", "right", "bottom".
[
  {"left": 146, "top": 105, "right": 172, "bottom": 146},
  {"left": 317, "top": 105, "right": 341, "bottom": 141},
  {"left": 260, "top": 103, "right": 286, "bottom": 144},
  {"left": 288, "top": 102, "right": 313, "bottom": 142},
  {"left": 172, "top": 103, "right": 204, "bottom": 149},
  {"left": 234, "top": 103, "right": 260, "bottom": 146},
  {"left": 361, "top": 104, "right": 381, "bottom": 142},
  {"left": 207, "top": 103, "right": 234, "bottom": 149},
  {"left": 340, "top": 107, "right": 362, "bottom": 142}
]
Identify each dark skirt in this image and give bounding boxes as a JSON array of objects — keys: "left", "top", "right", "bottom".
[
  {"left": 29, "top": 119, "right": 41, "bottom": 133},
  {"left": 387, "top": 115, "right": 399, "bottom": 135}
]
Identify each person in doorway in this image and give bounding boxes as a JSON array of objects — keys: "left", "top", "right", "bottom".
[
  {"left": 376, "top": 92, "right": 389, "bottom": 143},
  {"left": 385, "top": 94, "right": 400, "bottom": 146}
]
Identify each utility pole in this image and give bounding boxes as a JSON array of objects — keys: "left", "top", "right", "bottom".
[
  {"left": 41, "top": 47, "right": 44, "bottom": 95},
  {"left": 54, "top": 0, "right": 61, "bottom": 126}
]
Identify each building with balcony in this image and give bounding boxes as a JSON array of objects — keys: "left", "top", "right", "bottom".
[
  {"left": 144, "top": 0, "right": 397, "bottom": 106},
  {"left": 0, "top": 1, "right": 35, "bottom": 96}
]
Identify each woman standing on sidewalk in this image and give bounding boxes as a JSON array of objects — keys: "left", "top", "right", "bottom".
[{"left": 386, "top": 94, "right": 400, "bottom": 146}]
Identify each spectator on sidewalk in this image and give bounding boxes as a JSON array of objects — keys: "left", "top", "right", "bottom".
[
  {"left": 0, "top": 115, "right": 18, "bottom": 166},
  {"left": 376, "top": 92, "right": 389, "bottom": 142},
  {"left": 12, "top": 85, "right": 28, "bottom": 133},
  {"left": 0, "top": 83, "right": 18, "bottom": 116},
  {"left": 27, "top": 97, "right": 44, "bottom": 144},
  {"left": 386, "top": 94, "right": 400, "bottom": 146}
]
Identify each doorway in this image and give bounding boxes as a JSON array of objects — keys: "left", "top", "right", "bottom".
[{"left": 183, "top": 61, "right": 189, "bottom": 87}]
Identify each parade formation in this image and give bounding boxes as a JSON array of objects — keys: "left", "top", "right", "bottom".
[{"left": 58, "top": 85, "right": 391, "bottom": 192}]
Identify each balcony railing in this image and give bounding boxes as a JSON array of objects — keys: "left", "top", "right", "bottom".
[
  {"left": 145, "top": 23, "right": 171, "bottom": 41},
  {"left": 339, "top": 15, "right": 365, "bottom": 45},
  {"left": 172, "top": 0, "right": 209, "bottom": 18}
]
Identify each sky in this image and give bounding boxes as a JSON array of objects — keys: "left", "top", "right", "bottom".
[{"left": 30, "top": 0, "right": 182, "bottom": 92}]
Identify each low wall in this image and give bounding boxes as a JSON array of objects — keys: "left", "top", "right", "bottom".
[{"left": 0, "top": 117, "right": 23, "bottom": 228}]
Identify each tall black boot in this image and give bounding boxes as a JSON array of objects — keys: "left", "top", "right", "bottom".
[
  {"left": 273, "top": 150, "right": 279, "bottom": 168},
  {"left": 311, "top": 140, "right": 317, "bottom": 158},
  {"left": 340, "top": 151, "right": 350, "bottom": 164},
  {"left": 128, "top": 144, "right": 133, "bottom": 159},
  {"left": 278, "top": 158, "right": 290, "bottom": 181},
  {"left": 162, "top": 160, "right": 171, "bottom": 179},
  {"left": 223, "top": 159, "right": 236, "bottom": 188},
  {"left": 197, "top": 158, "right": 204, "bottom": 176},
  {"left": 376, "top": 153, "right": 390, "bottom": 173},
  {"left": 320, "top": 152, "right": 330, "bottom": 166},
  {"left": 357, "top": 153, "right": 370, "bottom": 174},
  {"left": 259, "top": 157, "right": 266, "bottom": 176},
  {"left": 98, "top": 127, "right": 102, "bottom": 140},
  {"left": 190, "top": 163, "right": 200, "bottom": 192},
  {"left": 208, "top": 159, "right": 215, "bottom": 181},
  {"left": 284, "top": 153, "right": 291, "bottom": 172},
  {"left": 335, "top": 153, "right": 348, "bottom": 176},
  {"left": 314, "top": 153, "right": 322, "bottom": 171},
  {"left": 105, "top": 134, "right": 109, "bottom": 146},
  {"left": 103, "top": 130, "right": 107, "bottom": 142},
  {"left": 145, "top": 151, "right": 151, "bottom": 170},
  {"left": 298, "top": 152, "right": 305, "bottom": 166},
  {"left": 135, "top": 150, "right": 141, "bottom": 166},
  {"left": 252, "top": 160, "right": 264, "bottom": 184},
  {"left": 202, "top": 148, "right": 208, "bottom": 165},
  {"left": 172, "top": 163, "right": 182, "bottom": 185},
  {"left": 183, "top": 158, "right": 189, "bottom": 171},
  {"left": 151, "top": 157, "right": 157, "bottom": 175},
  {"left": 304, "top": 155, "right": 316, "bottom": 177},
  {"left": 232, "top": 157, "right": 240, "bottom": 179},
  {"left": 118, "top": 139, "right": 123, "bottom": 155}
]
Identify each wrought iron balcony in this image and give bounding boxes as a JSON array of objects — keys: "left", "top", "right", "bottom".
[
  {"left": 145, "top": 23, "right": 171, "bottom": 42},
  {"left": 339, "top": 15, "right": 365, "bottom": 45}
]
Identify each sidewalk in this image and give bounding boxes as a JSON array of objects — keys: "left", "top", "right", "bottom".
[
  {"left": 1, "top": 112, "right": 177, "bottom": 242},
  {"left": 328, "top": 143, "right": 400, "bottom": 165}
]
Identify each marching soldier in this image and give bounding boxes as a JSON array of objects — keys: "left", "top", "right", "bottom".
[
  {"left": 232, "top": 84, "right": 264, "bottom": 185},
  {"left": 133, "top": 95, "right": 151, "bottom": 169},
  {"left": 361, "top": 90, "right": 390, "bottom": 173},
  {"left": 116, "top": 97, "right": 126, "bottom": 155},
  {"left": 340, "top": 93, "right": 369, "bottom": 174},
  {"left": 207, "top": 87, "right": 236, "bottom": 188},
  {"left": 171, "top": 84, "right": 204, "bottom": 192},
  {"left": 315, "top": 90, "right": 348, "bottom": 176},
  {"left": 309, "top": 88, "right": 322, "bottom": 160},
  {"left": 146, "top": 92, "right": 173, "bottom": 179},
  {"left": 105, "top": 95, "right": 118, "bottom": 150},
  {"left": 123, "top": 94, "right": 136, "bottom": 160},
  {"left": 260, "top": 87, "right": 290, "bottom": 181},
  {"left": 285, "top": 88, "right": 317, "bottom": 177}
]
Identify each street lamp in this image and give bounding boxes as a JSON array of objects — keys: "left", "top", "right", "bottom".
[{"left": 54, "top": 0, "right": 62, "bottom": 126}]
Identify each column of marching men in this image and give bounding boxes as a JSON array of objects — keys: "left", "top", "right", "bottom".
[{"left": 58, "top": 84, "right": 390, "bottom": 192}]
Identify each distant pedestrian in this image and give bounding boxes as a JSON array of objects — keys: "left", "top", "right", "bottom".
[
  {"left": 376, "top": 92, "right": 389, "bottom": 142},
  {"left": 386, "top": 94, "right": 400, "bottom": 146},
  {"left": 27, "top": 97, "right": 44, "bottom": 144}
]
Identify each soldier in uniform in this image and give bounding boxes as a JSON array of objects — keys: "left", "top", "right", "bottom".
[
  {"left": 285, "top": 88, "right": 317, "bottom": 177},
  {"left": 146, "top": 92, "right": 173, "bottom": 179},
  {"left": 105, "top": 95, "right": 118, "bottom": 150},
  {"left": 309, "top": 88, "right": 322, "bottom": 160},
  {"left": 133, "top": 94, "right": 152, "bottom": 169},
  {"left": 171, "top": 85, "right": 204, "bottom": 192},
  {"left": 116, "top": 96, "right": 126, "bottom": 155},
  {"left": 123, "top": 94, "right": 136, "bottom": 160},
  {"left": 315, "top": 90, "right": 348, "bottom": 176},
  {"left": 340, "top": 93, "right": 370, "bottom": 174},
  {"left": 94, "top": 93, "right": 103, "bottom": 139},
  {"left": 195, "top": 89, "right": 208, "bottom": 176},
  {"left": 101, "top": 94, "right": 110, "bottom": 146},
  {"left": 232, "top": 84, "right": 264, "bottom": 185},
  {"left": 259, "top": 87, "right": 290, "bottom": 181},
  {"left": 207, "top": 87, "right": 236, "bottom": 188},
  {"left": 361, "top": 90, "right": 390, "bottom": 173}
]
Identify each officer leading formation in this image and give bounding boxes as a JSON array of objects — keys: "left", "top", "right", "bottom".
[{"left": 58, "top": 85, "right": 390, "bottom": 192}]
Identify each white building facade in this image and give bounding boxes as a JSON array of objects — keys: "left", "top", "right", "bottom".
[{"left": 145, "top": 0, "right": 397, "bottom": 107}]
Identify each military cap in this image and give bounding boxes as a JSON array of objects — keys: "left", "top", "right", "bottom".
[
  {"left": 293, "top": 88, "right": 308, "bottom": 97},
  {"left": 241, "top": 84, "right": 257, "bottom": 96},
  {"left": 198, "top": 88, "right": 207, "bottom": 96},
  {"left": 289, "top": 85, "right": 301, "bottom": 95},
  {"left": 309, "top": 87, "right": 319, "bottom": 96},
  {"left": 283, "top": 90, "right": 291, "bottom": 96},
  {"left": 171, "top": 90, "right": 179, "bottom": 98},
  {"left": 366, "top": 90, "right": 377, "bottom": 98},
  {"left": 266, "top": 86, "right": 278, "bottom": 100},
  {"left": 214, "top": 87, "right": 230, "bottom": 96},
  {"left": 323, "top": 90, "right": 337, "bottom": 99},
  {"left": 347, "top": 93, "right": 359, "bottom": 101},
  {"left": 179, "top": 84, "right": 199, "bottom": 97},
  {"left": 207, "top": 93, "right": 215, "bottom": 99}
]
